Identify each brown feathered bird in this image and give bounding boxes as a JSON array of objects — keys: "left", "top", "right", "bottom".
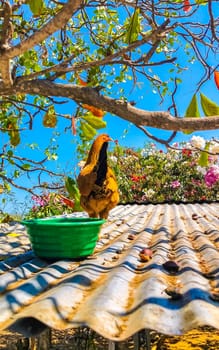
[{"left": 77, "top": 134, "right": 119, "bottom": 219}]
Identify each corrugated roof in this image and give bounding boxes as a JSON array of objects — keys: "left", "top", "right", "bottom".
[{"left": 0, "top": 203, "right": 219, "bottom": 341}]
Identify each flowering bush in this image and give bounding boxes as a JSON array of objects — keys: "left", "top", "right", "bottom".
[
  {"left": 25, "top": 192, "right": 76, "bottom": 219},
  {"left": 109, "top": 137, "right": 219, "bottom": 203},
  {"left": 24, "top": 137, "right": 218, "bottom": 219},
  {"left": 25, "top": 177, "right": 82, "bottom": 219}
]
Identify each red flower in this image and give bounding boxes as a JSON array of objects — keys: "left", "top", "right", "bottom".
[
  {"left": 182, "top": 148, "right": 192, "bottom": 157},
  {"left": 131, "top": 175, "right": 140, "bottom": 182},
  {"left": 183, "top": 0, "right": 192, "bottom": 12},
  {"left": 60, "top": 196, "right": 75, "bottom": 208}
]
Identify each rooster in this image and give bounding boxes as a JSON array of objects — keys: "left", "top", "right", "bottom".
[{"left": 77, "top": 134, "right": 119, "bottom": 219}]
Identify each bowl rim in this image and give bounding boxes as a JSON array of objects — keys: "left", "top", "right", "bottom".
[{"left": 21, "top": 217, "right": 106, "bottom": 227}]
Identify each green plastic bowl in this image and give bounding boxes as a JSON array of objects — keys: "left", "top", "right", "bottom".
[{"left": 21, "top": 217, "right": 105, "bottom": 259}]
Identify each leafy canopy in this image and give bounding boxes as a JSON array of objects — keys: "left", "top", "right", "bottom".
[{"left": 0, "top": 0, "right": 219, "bottom": 198}]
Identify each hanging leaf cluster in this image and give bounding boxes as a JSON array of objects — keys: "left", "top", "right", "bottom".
[
  {"left": 6, "top": 118, "right": 20, "bottom": 147},
  {"left": 82, "top": 104, "right": 105, "bottom": 118},
  {"left": 184, "top": 92, "right": 219, "bottom": 128},
  {"left": 79, "top": 113, "right": 107, "bottom": 141},
  {"left": 184, "top": 70, "right": 219, "bottom": 134},
  {"left": 77, "top": 76, "right": 107, "bottom": 141},
  {"left": 43, "top": 106, "right": 57, "bottom": 128}
]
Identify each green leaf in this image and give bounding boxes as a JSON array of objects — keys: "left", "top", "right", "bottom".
[
  {"left": 200, "top": 93, "right": 219, "bottom": 116},
  {"left": 13, "top": 170, "right": 20, "bottom": 178},
  {"left": 22, "top": 163, "right": 31, "bottom": 170},
  {"left": 65, "top": 176, "right": 83, "bottom": 211},
  {"left": 7, "top": 150, "right": 13, "bottom": 157},
  {"left": 183, "top": 94, "right": 200, "bottom": 134},
  {"left": 65, "top": 177, "right": 78, "bottom": 198},
  {"left": 124, "top": 8, "right": 140, "bottom": 44},
  {"left": 4, "top": 183, "right": 11, "bottom": 192},
  {"left": 81, "top": 114, "right": 107, "bottom": 129},
  {"left": 198, "top": 142, "right": 210, "bottom": 167},
  {"left": 27, "top": 0, "right": 45, "bottom": 16},
  {"left": 195, "top": 0, "right": 207, "bottom": 4},
  {"left": 9, "top": 130, "right": 20, "bottom": 147},
  {"left": 80, "top": 121, "right": 97, "bottom": 140}
]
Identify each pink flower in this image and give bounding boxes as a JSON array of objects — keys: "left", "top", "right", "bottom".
[
  {"left": 171, "top": 180, "right": 181, "bottom": 189},
  {"left": 204, "top": 166, "right": 219, "bottom": 187},
  {"left": 31, "top": 195, "right": 47, "bottom": 206}
]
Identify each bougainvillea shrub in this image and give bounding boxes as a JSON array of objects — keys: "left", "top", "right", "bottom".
[{"left": 109, "top": 137, "right": 219, "bottom": 203}]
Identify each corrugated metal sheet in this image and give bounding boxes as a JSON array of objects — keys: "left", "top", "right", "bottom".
[{"left": 0, "top": 203, "right": 218, "bottom": 341}]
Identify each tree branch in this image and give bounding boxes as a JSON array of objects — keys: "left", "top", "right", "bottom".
[
  {"left": 0, "top": 1, "right": 13, "bottom": 87},
  {"left": 208, "top": 0, "right": 219, "bottom": 43},
  {"left": 136, "top": 125, "right": 177, "bottom": 148},
  {"left": 0, "top": 1, "right": 12, "bottom": 50},
  {"left": 4, "top": 0, "right": 83, "bottom": 59},
  {"left": 4, "top": 79, "right": 218, "bottom": 132}
]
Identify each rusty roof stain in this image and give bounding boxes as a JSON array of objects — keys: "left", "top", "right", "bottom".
[{"left": 0, "top": 203, "right": 219, "bottom": 341}]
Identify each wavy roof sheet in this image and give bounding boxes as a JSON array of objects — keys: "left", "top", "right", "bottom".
[{"left": 0, "top": 203, "right": 219, "bottom": 341}]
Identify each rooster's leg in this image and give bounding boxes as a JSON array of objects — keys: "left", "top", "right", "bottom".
[
  {"left": 89, "top": 212, "right": 99, "bottom": 218},
  {"left": 99, "top": 209, "right": 109, "bottom": 219}
]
